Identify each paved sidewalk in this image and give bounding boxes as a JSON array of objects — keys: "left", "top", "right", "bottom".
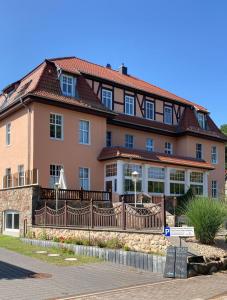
[
  {"left": 0, "top": 248, "right": 168, "bottom": 300},
  {"left": 67, "top": 272, "right": 227, "bottom": 300}
]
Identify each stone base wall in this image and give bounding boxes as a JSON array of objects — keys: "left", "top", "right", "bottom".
[
  {"left": 31, "top": 227, "right": 170, "bottom": 254},
  {"left": 0, "top": 186, "right": 40, "bottom": 235}
]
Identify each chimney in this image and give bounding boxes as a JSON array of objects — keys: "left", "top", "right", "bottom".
[
  {"left": 106, "top": 63, "right": 111, "bottom": 69},
  {"left": 119, "top": 63, "right": 127, "bottom": 75}
]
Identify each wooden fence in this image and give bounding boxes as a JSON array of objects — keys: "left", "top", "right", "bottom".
[
  {"left": 34, "top": 199, "right": 165, "bottom": 231},
  {"left": 40, "top": 188, "right": 112, "bottom": 202}
]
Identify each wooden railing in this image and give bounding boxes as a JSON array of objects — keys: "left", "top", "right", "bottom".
[
  {"left": 40, "top": 188, "right": 112, "bottom": 202},
  {"left": 34, "top": 199, "right": 165, "bottom": 231},
  {"left": 2, "top": 169, "right": 38, "bottom": 189}
]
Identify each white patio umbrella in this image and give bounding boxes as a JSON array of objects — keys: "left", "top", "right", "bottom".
[
  {"left": 58, "top": 168, "right": 67, "bottom": 189},
  {"left": 55, "top": 168, "right": 67, "bottom": 211}
]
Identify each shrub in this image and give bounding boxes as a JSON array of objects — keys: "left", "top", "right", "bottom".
[
  {"left": 184, "top": 197, "right": 227, "bottom": 244},
  {"left": 123, "top": 245, "right": 130, "bottom": 251},
  {"left": 38, "top": 229, "right": 48, "bottom": 240},
  {"left": 106, "top": 238, "right": 123, "bottom": 249}
]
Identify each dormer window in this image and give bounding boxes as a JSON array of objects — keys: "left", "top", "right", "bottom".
[
  {"left": 197, "top": 112, "right": 206, "bottom": 129},
  {"left": 60, "top": 74, "right": 75, "bottom": 97}
]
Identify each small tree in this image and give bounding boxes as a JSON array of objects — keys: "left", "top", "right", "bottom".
[{"left": 184, "top": 197, "right": 227, "bottom": 244}]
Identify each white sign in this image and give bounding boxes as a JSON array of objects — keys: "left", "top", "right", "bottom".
[{"left": 164, "top": 226, "right": 194, "bottom": 237}]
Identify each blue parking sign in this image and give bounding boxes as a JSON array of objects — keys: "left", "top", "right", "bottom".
[{"left": 164, "top": 226, "right": 170, "bottom": 237}]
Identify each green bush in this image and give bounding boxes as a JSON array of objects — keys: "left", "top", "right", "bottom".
[
  {"left": 106, "top": 238, "right": 123, "bottom": 249},
  {"left": 184, "top": 197, "right": 227, "bottom": 244}
]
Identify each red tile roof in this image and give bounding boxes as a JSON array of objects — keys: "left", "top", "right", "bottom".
[
  {"left": 50, "top": 57, "right": 207, "bottom": 112},
  {"left": 98, "top": 147, "right": 214, "bottom": 170}
]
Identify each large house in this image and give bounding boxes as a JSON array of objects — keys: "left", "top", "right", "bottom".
[{"left": 0, "top": 56, "right": 226, "bottom": 203}]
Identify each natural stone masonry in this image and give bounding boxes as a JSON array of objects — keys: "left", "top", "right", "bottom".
[
  {"left": 31, "top": 226, "right": 171, "bottom": 254},
  {"left": 0, "top": 186, "right": 39, "bottom": 235}
]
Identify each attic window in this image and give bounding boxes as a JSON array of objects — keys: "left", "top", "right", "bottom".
[
  {"left": 197, "top": 112, "right": 206, "bottom": 129},
  {"left": 60, "top": 74, "right": 75, "bottom": 97}
]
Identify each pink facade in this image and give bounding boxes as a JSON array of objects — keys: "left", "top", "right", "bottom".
[{"left": 0, "top": 56, "right": 225, "bottom": 199}]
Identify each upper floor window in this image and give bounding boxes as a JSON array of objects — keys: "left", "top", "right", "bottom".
[
  {"left": 146, "top": 138, "right": 153, "bottom": 152},
  {"left": 18, "top": 165, "right": 25, "bottom": 186},
  {"left": 165, "top": 142, "right": 173, "bottom": 155},
  {"left": 6, "top": 123, "right": 11, "bottom": 145},
  {"left": 145, "top": 101, "right": 154, "bottom": 120},
  {"left": 196, "top": 143, "right": 203, "bottom": 159},
  {"left": 211, "top": 146, "right": 218, "bottom": 164},
  {"left": 50, "top": 113, "right": 63, "bottom": 140},
  {"left": 125, "top": 134, "right": 134, "bottom": 149},
  {"left": 197, "top": 112, "right": 206, "bottom": 129},
  {"left": 106, "top": 131, "right": 112, "bottom": 147},
  {"left": 79, "top": 120, "right": 90, "bottom": 144},
  {"left": 102, "top": 89, "right": 112, "bottom": 110},
  {"left": 5, "top": 168, "right": 12, "bottom": 188},
  {"left": 50, "top": 164, "right": 62, "bottom": 187},
  {"left": 79, "top": 167, "right": 90, "bottom": 190},
  {"left": 60, "top": 74, "right": 75, "bottom": 97},
  {"left": 125, "top": 95, "right": 135, "bottom": 116},
  {"left": 164, "top": 106, "right": 173, "bottom": 125}
]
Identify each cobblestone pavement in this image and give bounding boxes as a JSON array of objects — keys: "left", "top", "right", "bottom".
[
  {"left": 66, "top": 272, "right": 227, "bottom": 300},
  {"left": 0, "top": 248, "right": 169, "bottom": 300}
]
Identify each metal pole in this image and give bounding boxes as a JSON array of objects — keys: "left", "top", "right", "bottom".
[
  {"left": 56, "top": 186, "right": 59, "bottom": 211},
  {"left": 134, "top": 180, "right": 137, "bottom": 207}
]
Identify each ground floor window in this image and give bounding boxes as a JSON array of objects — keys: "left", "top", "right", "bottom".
[
  {"left": 5, "top": 211, "right": 19, "bottom": 231},
  {"left": 190, "top": 184, "right": 203, "bottom": 195},
  {"left": 148, "top": 181, "right": 164, "bottom": 193},
  {"left": 124, "top": 164, "right": 142, "bottom": 193},
  {"left": 169, "top": 169, "right": 185, "bottom": 195}
]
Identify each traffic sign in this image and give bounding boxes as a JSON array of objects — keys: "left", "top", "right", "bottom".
[{"left": 164, "top": 226, "right": 194, "bottom": 237}]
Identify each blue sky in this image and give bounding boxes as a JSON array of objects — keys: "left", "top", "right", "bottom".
[{"left": 0, "top": 0, "right": 227, "bottom": 126}]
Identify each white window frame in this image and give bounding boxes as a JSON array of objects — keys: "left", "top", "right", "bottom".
[
  {"left": 197, "top": 112, "right": 205, "bottom": 129},
  {"left": 196, "top": 143, "right": 203, "bottom": 159},
  {"left": 4, "top": 210, "right": 20, "bottom": 232},
  {"left": 190, "top": 171, "right": 204, "bottom": 196},
  {"left": 165, "top": 142, "right": 173, "bottom": 155},
  {"left": 147, "top": 167, "right": 165, "bottom": 195},
  {"left": 123, "top": 163, "right": 142, "bottom": 193},
  {"left": 79, "top": 120, "right": 90, "bottom": 145},
  {"left": 125, "top": 134, "right": 134, "bottom": 149},
  {"left": 50, "top": 113, "right": 64, "bottom": 140},
  {"left": 145, "top": 101, "right": 154, "bottom": 120},
  {"left": 164, "top": 106, "right": 173, "bottom": 125},
  {"left": 60, "top": 74, "right": 75, "bottom": 97},
  {"left": 211, "top": 180, "right": 218, "bottom": 198},
  {"left": 169, "top": 168, "right": 186, "bottom": 196},
  {"left": 79, "top": 167, "right": 90, "bottom": 190},
  {"left": 102, "top": 89, "right": 113, "bottom": 110},
  {"left": 211, "top": 146, "right": 218, "bottom": 164},
  {"left": 104, "top": 163, "right": 118, "bottom": 193},
  {"left": 146, "top": 138, "right": 154, "bottom": 152},
  {"left": 124, "top": 95, "right": 135, "bottom": 116},
  {"left": 6, "top": 123, "right": 11, "bottom": 146}
]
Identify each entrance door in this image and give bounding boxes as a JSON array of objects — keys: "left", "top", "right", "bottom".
[{"left": 105, "top": 180, "right": 112, "bottom": 192}]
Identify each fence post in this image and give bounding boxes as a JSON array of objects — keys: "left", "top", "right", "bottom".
[
  {"left": 80, "top": 187, "right": 83, "bottom": 202},
  {"left": 90, "top": 198, "right": 94, "bottom": 228},
  {"left": 122, "top": 198, "right": 126, "bottom": 230},
  {"left": 161, "top": 196, "right": 166, "bottom": 228},
  {"left": 44, "top": 201, "right": 47, "bottom": 226},
  {"left": 64, "top": 200, "right": 67, "bottom": 227}
]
